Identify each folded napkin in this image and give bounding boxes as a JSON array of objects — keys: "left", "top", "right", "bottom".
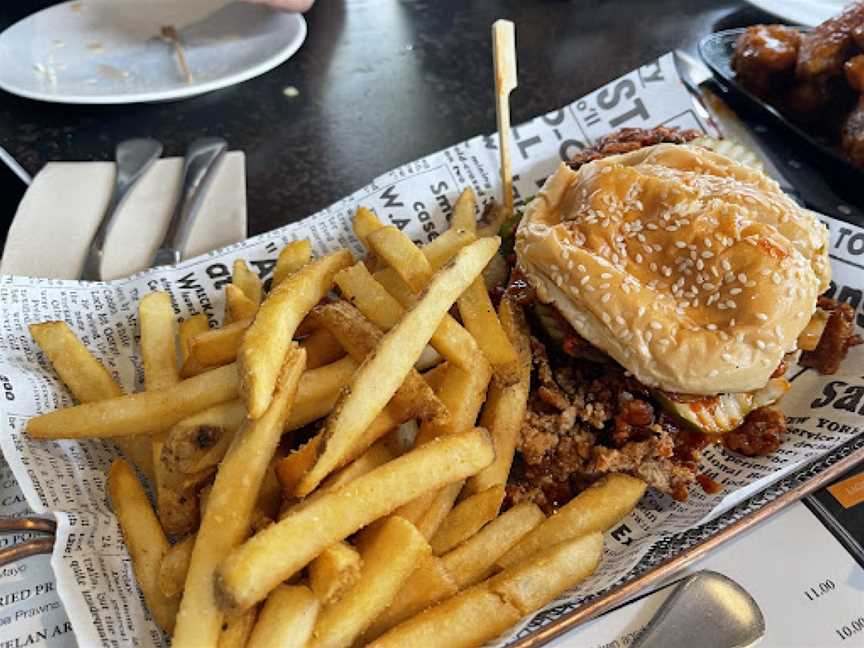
[{"left": 0, "top": 151, "right": 246, "bottom": 280}]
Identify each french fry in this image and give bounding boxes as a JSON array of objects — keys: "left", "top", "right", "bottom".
[
  {"left": 487, "top": 532, "right": 603, "bottom": 614},
  {"left": 371, "top": 533, "right": 603, "bottom": 648},
  {"left": 310, "top": 517, "right": 431, "bottom": 648},
  {"left": 285, "top": 356, "right": 358, "bottom": 432},
  {"left": 441, "top": 502, "right": 545, "bottom": 589},
  {"left": 465, "top": 298, "right": 531, "bottom": 496},
  {"left": 232, "top": 259, "right": 262, "bottom": 306},
  {"left": 429, "top": 484, "right": 505, "bottom": 555},
  {"left": 28, "top": 321, "right": 154, "bottom": 480},
  {"left": 394, "top": 359, "right": 492, "bottom": 528},
  {"left": 497, "top": 473, "right": 646, "bottom": 569},
  {"left": 312, "top": 300, "right": 448, "bottom": 423},
  {"left": 457, "top": 278, "right": 519, "bottom": 385},
  {"left": 140, "top": 292, "right": 180, "bottom": 391},
  {"left": 283, "top": 438, "right": 398, "bottom": 518},
  {"left": 159, "top": 534, "right": 195, "bottom": 598},
  {"left": 172, "top": 348, "right": 306, "bottom": 648},
  {"left": 30, "top": 321, "right": 123, "bottom": 401},
  {"left": 272, "top": 240, "right": 312, "bottom": 289},
  {"left": 412, "top": 481, "right": 463, "bottom": 540},
  {"left": 369, "top": 586, "right": 519, "bottom": 648},
  {"left": 139, "top": 292, "right": 193, "bottom": 534},
  {"left": 161, "top": 401, "right": 247, "bottom": 475},
  {"left": 334, "top": 262, "right": 480, "bottom": 372},
  {"left": 308, "top": 541, "right": 362, "bottom": 605},
  {"left": 178, "top": 314, "right": 209, "bottom": 364},
  {"left": 360, "top": 556, "right": 457, "bottom": 642},
  {"left": 108, "top": 459, "right": 178, "bottom": 633},
  {"left": 189, "top": 319, "right": 251, "bottom": 368},
  {"left": 312, "top": 438, "right": 397, "bottom": 501},
  {"left": 300, "top": 326, "right": 346, "bottom": 370},
  {"left": 297, "top": 238, "right": 499, "bottom": 496},
  {"left": 255, "top": 462, "right": 283, "bottom": 522},
  {"left": 352, "top": 206, "right": 386, "bottom": 247},
  {"left": 216, "top": 427, "right": 494, "bottom": 611},
  {"left": 225, "top": 284, "right": 258, "bottom": 323},
  {"left": 450, "top": 188, "right": 477, "bottom": 232},
  {"left": 27, "top": 363, "right": 239, "bottom": 439},
  {"left": 217, "top": 608, "right": 257, "bottom": 648},
  {"left": 239, "top": 250, "right": 352, "bottom": 418},
  {"left": 178, "top": 315, "right": 210, "bottom": 376},
  {"left": 366, "top": 225, "right": 433, "bottom": 292},
  {"left": 247, "top": 585, "right": 319, "bottom": 648}
]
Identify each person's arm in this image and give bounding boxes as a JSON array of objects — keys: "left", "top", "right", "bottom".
[{"left": 244, "top": 0, "right": 315, "bottom": 11}]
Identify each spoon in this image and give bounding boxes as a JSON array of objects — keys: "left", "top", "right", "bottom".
[{"left": 631, "top": 570, "right": 765, "bottom": 648}]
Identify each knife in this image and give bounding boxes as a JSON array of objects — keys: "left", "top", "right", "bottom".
[
  {"left": 674, "top": 49, "right": 864, "bottom": 223},
  {"left": 152, "top": 137, "right": 228, "bottom": 268}
]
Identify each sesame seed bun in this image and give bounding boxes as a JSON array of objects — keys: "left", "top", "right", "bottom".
[{"left": 515, "top": 144, "right": 830, "bottom": 395}]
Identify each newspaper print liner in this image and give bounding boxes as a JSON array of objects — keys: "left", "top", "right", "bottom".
[
  {"left": 508, "top": 434, "right": 864, "bottom": 647},
  {"left": 0, "top": 52, "right": 861, "bottom": 647}
]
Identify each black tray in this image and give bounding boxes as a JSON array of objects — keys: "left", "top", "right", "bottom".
[{"left": 698, "top": 28, "right": 863, "bottom": 177}]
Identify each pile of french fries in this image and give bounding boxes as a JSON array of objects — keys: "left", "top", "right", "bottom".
[{"left": 25, "top": 189, "right": 646, "bottom": 648}]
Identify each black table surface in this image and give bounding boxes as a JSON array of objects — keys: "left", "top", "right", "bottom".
[{"left": 1, "top": 0, "right": 862, "bottom": 238}]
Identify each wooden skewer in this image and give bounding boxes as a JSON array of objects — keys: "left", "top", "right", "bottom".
[{"left": 492, "top": 19, "right": 517, "bottom": 215}]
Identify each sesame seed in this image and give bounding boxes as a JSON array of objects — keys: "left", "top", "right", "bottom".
[
  {"left": 601, "top": 272, "right": 612, "bottom": 279},
  {"left": 580, "top": 276, "right": 590, "bottom": 285},
  {"left": 601, "top": 293, "right": 611, "bottom": 303},
  {"left": 650, "top": 321, "right": 662, "bottom": 330},
  {"left": 721, "top": 259, "right": 732, "bottom": 271},
  {"left": 645, "top": 331, "right": 653, "bottom": 343},
  {"left": 756, "top": 340, "right": 766, "bottom": 350},
  {"left": 638, "top": 306, "right": 646, "bottom": 317},
  {"left": 675, "top": 241, "right": 687, "bottom": 249},
  {"left": 578, "top": 264, "right": 587, "bottom": 273},
  {"left": 701, "top": 251, "right": 714, "bottom": 259},
  {"left": 709, "top": 369, "right": 719, "bottom": 377},
  {"left": 706, "top": 323, "right": 718, "bottom": 331},
  {"left": 729, "top": 288, "right": 742, "bottom": 295},
  {"left": 602, "top": 312, "right": 611, "bottom": 324},
  {"left": 756, "top": 313, "right": 768, "bottom": 321},
  {"left": 738, "top": 273, "right": 748, "bottom": 283},
  {"left": 725, "top": 300, "right": 736, "bottom": 309},
  {"left": 703, "top": 282, "right": 716, "bottom": 291},
  {"left": 635, "top": 254, "right": 644, "bottom": 263},
  {"left": 771, "top": 272, "right": 782, "bottom": 285}
]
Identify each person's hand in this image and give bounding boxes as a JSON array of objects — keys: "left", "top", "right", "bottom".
[{"left": 244, "top": 0, "right": 315, "bottom": 12}]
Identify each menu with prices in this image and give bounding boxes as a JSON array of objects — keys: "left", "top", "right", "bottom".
[
  {"left": 0, "top": 456, "right": 74, "bottom": 648},
  {"left": 0, "top": 53, "right": 861, "bottom": 647},
  {"left": 552, "top": 502, "right": 864, "bottom": 647}
]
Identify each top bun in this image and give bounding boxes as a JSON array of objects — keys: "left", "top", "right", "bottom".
[{"left": 516, "top": 143, "right": 830, "bottom": 395}]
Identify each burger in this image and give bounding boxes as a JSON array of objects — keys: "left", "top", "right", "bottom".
[{"left": 503, "top": 128, "right": 860, "bottom": 511}]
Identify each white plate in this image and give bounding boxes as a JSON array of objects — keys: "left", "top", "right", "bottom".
[
  {"left": 742, "top": 0, "right": 850, "bottom": 26},
  {"left": 0, "top": 0, "right": 306, "bottom": 104}
]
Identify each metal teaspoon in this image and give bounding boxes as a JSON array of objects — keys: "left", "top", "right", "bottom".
[{"left": 630, "top": 571, "right": 766, "bottom": 648}]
